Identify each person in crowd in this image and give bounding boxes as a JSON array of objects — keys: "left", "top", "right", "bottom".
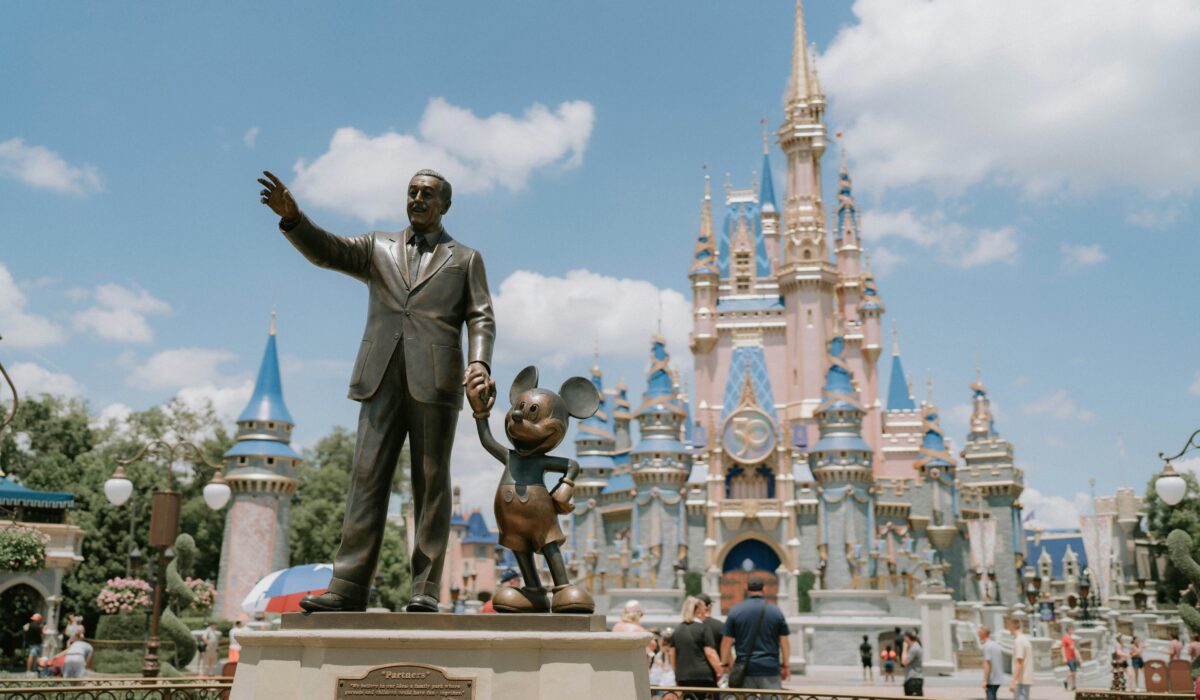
[
  {"left": 614, "top": 600, "right": 648, "bottom": 633},
  {"left": 859, "top": 634, "right": 874, "bottom": 683},
  {"left": 671, "top": 597, "right": 720, "bottom": 695},
  {"left": 23, "top": 613, "right": 43, "bottom": 675},
  {"left": 1111, "top": 635, "right": 1129, "bottom": 691},
  {"left": 1169, "top": 631, "right": 1183, "bottom": 661},
  {"left": 1129, "top": 635, "right": 1144, "bottom": 690},
  {"left": 481, "top": 569, "right": 520, "bottom": 614},
  {"left": 1007, "top": 617, "right": 1033, "bottom": 700},
  {"left": 719, "top": 578, "right": 790, "bottom": 691},
  {"left": 694, "top": 593, "right": 723, "bottom": 655},
  {"left": 61, "top": 627, "right": 93, "bottom": 679},
  {"left": 200, "top": 621, "right": 221, "bottom": 677},
  {"left": 1061, "top": 622, "right": 1079, "bottom": 691},
  {"left": 228, "top": 619, "right": 245, "bottom": 664},
  {"left": 649, "top": 627, "right": 677, "bottom": 693},
  {"left": 978, "top": 625, "right": 1003, "bottom": 700},
  {"left": 901, "top": 629, "right": 924, "bottom": 697},
  {"left": 881, "top": 644, "right": 897, "bottom": 684},
  {"left": 62, "top": 613, "right": 80, "bottom": 646},
  {"left": 1188, "top": 634, "right": 1200, "bottom": 662}
]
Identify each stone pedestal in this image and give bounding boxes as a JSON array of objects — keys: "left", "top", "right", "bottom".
[
  {"left": 1132, "top": 612, "right": 1156, "bottom": 641},
  {"left": 231, "top": 613, "right": 649, "bottom": 700},
  {"left": 980, "top": 605, "right": 1009, "bottom": 635},
  {"left": 917, "top": 592, "right": 955, "bottom": 676}
]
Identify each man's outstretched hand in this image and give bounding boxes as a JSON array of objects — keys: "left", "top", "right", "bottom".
[{"left": 258, "top": 171, "right": 300, "bottom": 225}]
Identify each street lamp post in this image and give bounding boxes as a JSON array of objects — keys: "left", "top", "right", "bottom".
[
  {"left": 1155, "top": 429, "right": 1200, "bottom": 506},
  {"left": 104, "top": 439, "right": 231, "bottom": 677},
  {"left": 0, "top": 334, "right": 18, "bottom": 453}
]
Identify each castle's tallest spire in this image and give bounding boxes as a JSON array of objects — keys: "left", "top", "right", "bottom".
[{"left": 788, "top": 0, "right": 812, "bottom": 105}]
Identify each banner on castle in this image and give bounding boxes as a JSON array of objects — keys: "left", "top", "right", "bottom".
[
  {"left": 967, "top": 518, "right": 997, "bottom": 570},
  {"left": 1079, "top": 514, "right": 1114, "bottom": 606}
]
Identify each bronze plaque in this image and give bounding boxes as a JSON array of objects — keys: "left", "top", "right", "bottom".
[{"left": 335, "top": 663, "right": 476, "bottom": 699}]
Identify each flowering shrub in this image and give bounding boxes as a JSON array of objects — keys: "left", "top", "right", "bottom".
[
  {"left": 96, "top": 577, "right": 153, "bottom": 614},
  {"left": 184, "top": 577, "right": 216, "bottom": 614},
  {"left": 0, "top": 525, "right": 47, "bottom": 571}
]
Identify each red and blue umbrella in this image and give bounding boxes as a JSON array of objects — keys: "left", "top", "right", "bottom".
[{"left": 241, "top": 563, "right": 333, "bottom": 614}]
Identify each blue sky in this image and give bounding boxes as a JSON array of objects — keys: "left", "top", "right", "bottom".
[{"left": 3, "top": 1, "right": 1198, "bottom": 524}]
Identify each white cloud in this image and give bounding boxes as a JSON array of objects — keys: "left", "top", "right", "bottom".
[
  {"left": 7, "top": 361, "right": 83, "bottom": 398},
  {"left": 863, "top": 208, "right": 1017, "bottom": 268},
  {"left": 291, "top": 97, "right": 596, "bottom": 224},
  {"left": 0, "top": 262, "right": 67, "bottom": 348},
  {"left": 1022, "top": 389, "right": 1095, "bottom": 422},
  {"left": 1174, "top": 457, "right": 1200, "bottom": 479},
  {"left": 1126, "top": 200, "right": 1187, "bottom": 229},
  {"left": 175, "top": 381, "right": 254, "bottom": 424},
  {"left": 1022, "top": 487, "right": 1091, "bottom": 530},
  {"left": 72, "top": 283, "right": 171, "bottom": 343},
  {"left": 243, "top": 127, "right": 260, "bottom": 149},
  {"left": 492, "top": 269, "right": 691, "bottom": 370},
  {"left": 1189, "top": 372, "right": 1200, "bottom": 397},
  {"left": 867, "top": 246, "right": 905, "bottom": 274},
  {"left": 1060, "top": 243, "right": 1107, "bottom": 269},
  {"left": 126, "top": 348, "right": 238, "bottom": 391},
  {"left": 0, "top": 138, "right": 101, "bottom": 194},
  {"left": 822, "top": 0, "right": 1200, "bottom": 198}
]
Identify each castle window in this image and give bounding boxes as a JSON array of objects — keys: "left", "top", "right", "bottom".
[
  {"left": 267, "top": 458, "right": 275, "bottom": 465},
  {"left": 239, "top": 457, "right": 247, "bottom": 464},
  {"left": 268, "top": 422, "right": 275, "bottom": 429}
]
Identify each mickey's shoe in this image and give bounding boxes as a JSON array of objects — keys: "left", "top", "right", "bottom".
[
  {"left": 550, "top": 584, "right": 594, "bottom": 614},
  {"left": 493, "top": 586, "right": 550, "bottom": 613}
]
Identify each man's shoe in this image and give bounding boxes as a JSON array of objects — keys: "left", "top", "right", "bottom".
[
  {"left": 405, "top": 594, "right": 440, "bottom": 612},
  {"left": 299, "top": 591, "right": 365, "bottom": 614}
]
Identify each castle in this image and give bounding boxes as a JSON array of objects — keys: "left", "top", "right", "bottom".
[{"left": 566, "top": 0, "right": 1028, "bottom": 616}]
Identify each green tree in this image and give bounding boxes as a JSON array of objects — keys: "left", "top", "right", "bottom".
[
  {"left": 0, "top": 394, "right": 233, "bottom": 629},
  {"left": 1144, "top": 470, "right": 1200, "bottom": 604},
  {"left": 290, "top": 426, "right": 411, "bottom": 608}
]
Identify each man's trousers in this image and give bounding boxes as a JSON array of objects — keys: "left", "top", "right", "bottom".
[{"left": 327, "top": 343, "right": 459, "bottom": 602}]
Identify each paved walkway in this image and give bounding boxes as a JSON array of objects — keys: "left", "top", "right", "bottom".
[{"left": 782, "top": 665, "right": 1079, "bottom": 700}]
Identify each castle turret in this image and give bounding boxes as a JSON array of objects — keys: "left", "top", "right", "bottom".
[
  {"left": 573, "top": 357, "right": 617, "bottom": 501},
  {"left": 690, "top": 174, "right": 719, "bottom": 357},
  {"left": 808, "top": 329, "right": 874, "bottom": 590},
  {"left": 215, "top": 311, "right": 300, "bottom": 620},
  {"left": 777, "top": 0, "right": 837, "bottom": 422},
  {"left": 957, "top": 363, "right": 1025, "bottom": 604},
  {"left": 878, "top": 323, "right": 922, "bottom": 479},
  {"left": 631, "top": 336, "right": 691, "bottom": 491},
  {"left": 760, "top": 130, "right": 781, "bottom": 272}
]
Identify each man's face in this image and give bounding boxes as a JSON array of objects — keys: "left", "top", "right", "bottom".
[{"left": 407, "top": 175, "right": 447, "bottom": 231}]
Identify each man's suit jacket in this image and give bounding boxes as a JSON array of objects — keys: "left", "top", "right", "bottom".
[{"left": 282, "top": 213, "right": 495, "bottom": 407}]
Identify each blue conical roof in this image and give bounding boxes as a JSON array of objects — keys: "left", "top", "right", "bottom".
[
  {"left": 237, "top": 330, "right": 294, "bottom": 425},
  {"left": 760, "top": 152, "right": 777, "bottom": 213},
  {"left": 887, "top": 353, "right": 915, "bottom": 411}
]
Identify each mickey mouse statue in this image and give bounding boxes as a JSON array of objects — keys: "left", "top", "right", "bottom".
[{"left": 467, "top": 366, "right": 598, "bottom": 614}]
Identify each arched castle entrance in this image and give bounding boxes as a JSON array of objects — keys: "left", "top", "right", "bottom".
[{"left": 719, "top": 538, "right": 781, "bottom": 611}]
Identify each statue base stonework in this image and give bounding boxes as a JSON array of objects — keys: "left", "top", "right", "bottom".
[{"left": 230, "top": 613, "right": 649, "bottom": 700}]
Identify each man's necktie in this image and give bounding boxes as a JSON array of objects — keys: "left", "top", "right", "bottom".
[{"left": 408, "top": 237, "right": 422, "bottom": 285}]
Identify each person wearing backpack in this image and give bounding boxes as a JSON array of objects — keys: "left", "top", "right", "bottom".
[{"left": 718, "top": 578, "right": 790, "bottom": 691}]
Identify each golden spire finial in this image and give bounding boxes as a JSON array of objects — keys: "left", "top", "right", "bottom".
[
  {"left": 836, "top": 130, "right": 848, "bottom": 173},
  {"left": 926, "top": 369, "right": 934, "bottom": 405},
  {"left": 975, "top": 353, "right": 982, "bottom": 384},
  {"left": 809, "top": 43, "right": 823, "bottom": 96},
  {"left": 656, "top": 293, "right": 663, "bottom": 336},
  {"left": 592, "top": 337, "right": 600, "bottom": 374},
  {"left": 891, "top": 320, "right": 900, "bottom": 356},
  {"left": 269, "top": 306, "right": 277, "bottom": 336},
  {"left": 761, "top": 118, "right": 769, "bottom": 155},
  {"left": 724, "top": 171, "right": 733, "bottom": 197},
  {"left": 789, "top": 0, "right": 811, "bottom": 104}
]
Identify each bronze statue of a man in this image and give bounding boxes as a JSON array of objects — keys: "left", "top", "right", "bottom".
[{"left": 258, "top": 169, "right": 495, "bottom": 613}]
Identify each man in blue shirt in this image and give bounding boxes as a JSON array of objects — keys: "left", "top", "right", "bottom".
[{"left": 719, "top": 578, "right": 791, "bottom": 690}]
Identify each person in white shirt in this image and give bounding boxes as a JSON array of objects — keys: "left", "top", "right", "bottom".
[
  {"left": 1007, "top": 617, "right": 1034, "bottom": 700},
  {"left": 62, "top": 628, "right": 93, "bottom": 679}
]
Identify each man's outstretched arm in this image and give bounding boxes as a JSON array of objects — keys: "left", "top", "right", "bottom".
[{"left": 259, "top": 170, "right": 371, "bottom": 282}]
